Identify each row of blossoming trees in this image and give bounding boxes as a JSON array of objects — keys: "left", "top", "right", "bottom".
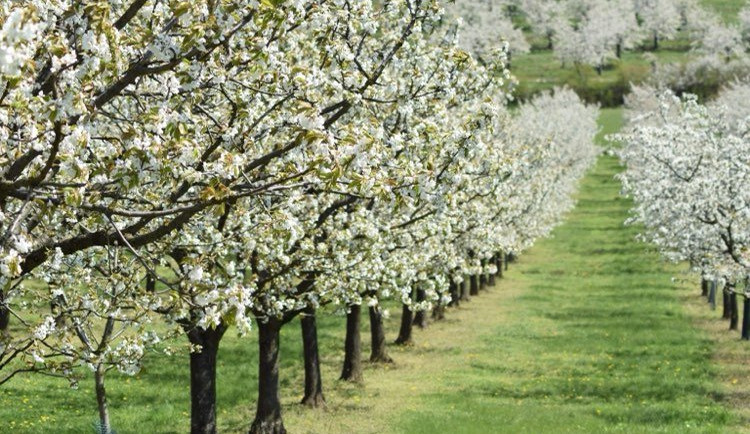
[
  {"left": 445, "top": 0, "right": 750, "bottom": 76},
  {"left": 619, "top": 83, "right": 750, "bottom": 340},
  {"left": 0, "top": 1, "right": 599, "bottom": 433}
]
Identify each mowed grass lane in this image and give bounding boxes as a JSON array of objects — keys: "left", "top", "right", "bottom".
[{"left": 395, "top": 108, "right": 735, "bottom": 433}]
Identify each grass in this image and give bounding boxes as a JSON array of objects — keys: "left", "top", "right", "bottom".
[
  {"left": 2, "top": 110, "right": 748, "bottom": 433},
  {"left": 702, "top": 0, "right": 746, "bottom": 21},
  {"left": 394, "top": 108, "right": 739, "bottom": 433},
  {"left": 512, "top": 0, "right": 746, "bottom": 104}
]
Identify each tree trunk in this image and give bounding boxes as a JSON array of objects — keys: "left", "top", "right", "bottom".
[
  {"left": 596, "top": 64, "right": 602, "bottom": 75},
  {"left": 708, "top": 280, "right": 717, "bottom": 310},
  {"left": 340, "top": 304, "right": 363, "bottom": 382},
  {"left": 497, "top": 254, "right": 503, "bottom": 278},
  {"left": 369, "top": 307, "right": 392, "bottom": 363},
  {"left": 448, "top": 280, "right": 459, "bottom": 307},
  {"left": 413, "top": 288, "right": 428, "bottom": 328},
  {"left": 479, "top": 259, "right": 489, "bottom": 289},
  {"left": 470, "top": 275, "right": 479, "bottom": 296},
  {"left": 742, "top": 297, "right": 750, "bottom": 341},
  {"left": 187, "top": 325, "right": 226, "bottom": 434},
  {"left": 94, "top": 365, "right": 111, "bottom": 434},
  {"left": 547, "top": 34, "right": 553, "bottom": 50},
  {"left": 489, "top": 256, "right": 496, "bottom": 286},
  {"left": 701, "top": 278, "right": 708, "bottom": 297},
  {"left": 300, "top": 308, "right": 325, "bottom": 407},
  {"left": 0, "top": 290, "right": 9, "bottom": 331},
  {"left": 249, "top": 318, "right": 286, "bottom": 434},
  {"left": 653, "top": 33, "right": 659, "bottom": 50},
  {"left": 616, "top": 42, "right": 622, "bottom": 59},
  {"left": 432, "top": 303, "right": 445, "bottom": 321},
  {"left": 730, "top": 291, "right": 739, "bottom": 331},
  {"left": 460, "top": 279, "right": 470, "bottom": 302},
  {"left": 723, "top": 288, "right": 732, "bottom": 319},
  {"left": 394, "top": 303, "right": 413, "bottom": 345}
]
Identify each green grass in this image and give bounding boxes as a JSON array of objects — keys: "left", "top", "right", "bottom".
[
  {"left": 395, "top": 109, "right": 738, "bottom": 433},
  {"left": 702, "top": 0, "right": 745, "bottom": 21}
]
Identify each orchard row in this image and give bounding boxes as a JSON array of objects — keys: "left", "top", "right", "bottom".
[{"left": 0, "top": 2, "right": 599, "bottom": 434}]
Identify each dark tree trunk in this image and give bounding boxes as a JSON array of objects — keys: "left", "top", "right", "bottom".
[
  {"left": 489, "top": 256, "right": 497, "bottom": 286},
  {"left": 723, "top": 288, "right": 732, "bottom": 319},
  {"left": 187, "top": 325, "right": 227, "bottom": 434},
  {"left": 413, "top": 288, "right": 428, "bottom": 328},
  {"left": 300, "top": 309, "right": 325, "bottom": 407},
  {"left": 432, "top": 303, "right": 445, "bottom": 321},
  {"left": 0, "top": 290, "right": 9, "bottom": 331},
  {"left": 460, "top": 279, "right": 470, "bottom": 302},
  {"left": 653, "top": 33, "right": 659, "bottom": 50},
  {"left": 547, "top": 34, "right": 553, "bottom": 50},
  {"left": 94, "top": 365, "right": 111, "bottom": 434},
  {"left": 730, "top": 291, "right": 739, "bottom": 331},
  {"left": 369, "top": 307, "right": 392, "bottom": 363},
  {"left": 479, "top": 260, "right": 488, "bottom": 289},
  {"left": 249, "top": 318, "right": 286, "bottom": 434},
  {"left": 470, "top": 275, "right": 479, "bottom": 296},
  {"left": 701, "top": 278, "right": 708, "bottom": 297},
  {"left": 596, "top": 65, "right": 602, "bottom": 75},
  {"left": 448, "top": 280, "right": 459, "bottom": 307},
  {"left": 340, "top": 304, "right": 363, "bottom": 382},
  {"left": 708, "top": 280, "right": 717, "bottom": 310},
  {"left": 616, "top": 42, "right": 622, "bottom": 59},
  {"left": 742, "top": 297, "right": 750, "bottom": 340},
  {"left": 497, "top": 254, "right": 503, "bottom": 278},
  {"left": 394, "top": 303, "right": 413, "bottom": 345}
]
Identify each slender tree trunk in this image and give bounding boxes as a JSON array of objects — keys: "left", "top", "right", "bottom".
[
  {"left": 395, "top": 303, "right": 413, "bottom": 345},
  {"left": 369, "top": 307, "right": 392, "bottom": 363},
  {"left": 547, "top": 34, "right": 553, "bottom": 50},
  {"left": 723, "top": 288, "right": 732, "bottom": 319},
  {"left": 250, "top": 318, "right": 286, "bottom": 434},
  {"left": 489, "top": 256, "right": 497, "bottom": 286},
  {"left": 0, "top": 290, "right": 9, "bottom": 331},
  {"left": 596, "top": 65, "right": 602, "bottom": 75},
  {"left": 701, "top": 278, "right": 708, "bottom": 297},
  {"left": 742, "top": 297, "right": 750, "bottom": 340},
  {"left": 94, "top": 365, "right": 111, "bottom": 434},
  {"left": 708, "top": 280, "right": 717, "bottom": 310},
  {"left": 187, "top": 325, "right": 226, "bottom": 434},
  {"left": 497, "top": 254, "right": 503, "bottom": 279},
  {"left": 470, "top": 275, "right": 479, "bottom": 296},
  {"left": 653, "top": 33, "right": 659, "bottom": 50},
  {"left": 300, "top": 309, "right": 325, "bottom": 407},
  {"left": 448, "top": 280, "right": 459, "bottom": 307},
  {"left": 730, "top": 291, "right": 739, "bottom": 331},
  {"left": 413, "top": 288, "right": 428, "bottom": 328},
  {"left": 432, "top": 302, "right": 445, "bottom": 321},
  {"left": 616, "top": 42, "right": 622, "bottom": 59},
  {"left": 479, "top": 259, "right": 489, "bottom": 289},
  {"left": 460, "top": 279, "right": 470, "bottom": 302},
  {"left": 340, "top": 304, "right": 363, "bottom": 382}
]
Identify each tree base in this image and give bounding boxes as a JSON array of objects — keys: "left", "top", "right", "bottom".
[
  {"left": 370, "top": 353, "right": 394, "bottom": 364},
  {"left": 249, "top": 418, "right": 286, "bottom": 434},
  {"left": 300, "top": 392, "right": 326, "bottom": 408}
]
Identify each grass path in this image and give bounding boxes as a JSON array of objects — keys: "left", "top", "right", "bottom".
[
  {"left": 281, "top": 108, "right": 741, "bottom": 433},
  {"left": 388, "top": 108, "right": 734, "bottom": 433}
]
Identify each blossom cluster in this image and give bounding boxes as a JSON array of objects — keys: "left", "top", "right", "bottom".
[{"left": 619, "top": 84, "right": 750, "bottom": 286}]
